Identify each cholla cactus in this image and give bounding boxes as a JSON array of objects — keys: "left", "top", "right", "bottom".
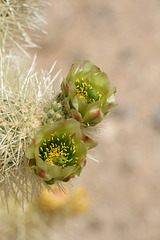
[
  {"left": 0, "top": 0, "right": 48, "bottom": 55},
  {"left": 61, "top": 61, "right": 116, "bottom": 126},
  {"left": 0, "top": 0, "right": 117, "bottom": 211},
  {"left": 0, "top": 52, "right": 63, "bottom": 205},
  {"left": 0, "top": 52, "right": 116, "bottom": 206}
]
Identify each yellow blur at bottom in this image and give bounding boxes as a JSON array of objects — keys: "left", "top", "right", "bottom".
[{"left": 38, "top": 185, "right": 90, "bottom": 214}]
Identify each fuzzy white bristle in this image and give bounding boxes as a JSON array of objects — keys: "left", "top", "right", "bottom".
[{"left": 0, "top": 0, "right": 49, "bottom": 55}]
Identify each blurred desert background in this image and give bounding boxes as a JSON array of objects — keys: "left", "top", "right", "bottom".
[
  {"left": 2, "top": 0, "right": 160, "bottom": 240},
  {"left": 34, "top": 0, "right": 160, "bottom": 239}
]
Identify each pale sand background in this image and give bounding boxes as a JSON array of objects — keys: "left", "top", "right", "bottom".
[{"left": 31, "top": 1, "right": 160, "bottom": 239}]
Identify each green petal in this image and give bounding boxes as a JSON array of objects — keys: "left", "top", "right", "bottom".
[
  {"left": 77, "top": 97, "right": 88, "bottom": 116},
  {"left": 88, "top": 72, "right": 114, "bottom": 96},
  {"left": 56, "top": 166, "right": 76, "bottom": 180},
  {"left": 66, "top": 62, "right": 80, "bottom": 82},
  {"left": 68, "top": 81, "right": 77, "bottom": 100},
  {"left": 101, "top": 102, "right": 117, "bottom": 115},
  {"left": 44, "top": 163, "right": 76, "bottom": 181},
  {"left": 82, "top": 60, "right": 100, "bottom": 74},
  {"left": 72, "top": 95, "right": 79, "bottom": 110},
  {"left": 88, "top": 114, "right": 104, "bottom": 125},
  {"left": 71, "top": 109, "right": 82, "bottom": 122},
  {"left": 35, "top": 129, "right": 46, "bottom": 145},
  {"left": 81, "top": 132, "right": 98, "bottom": 149},
  {"left": 25, "top": 141, "right": 36, "bottom": 159},
  {"left": 74, "top": 140, "right": 87, "bottom": 163},
  {"left": 61, "top": 78, "right": 70, "bottom": 97},
  {"left": 86, "top": 101, "right": 101, "bottom": 112},
  {"left": 54, "top": 119, "right": 80, "bottom": 137},
  {"left": 37, "top": 119, "right": 81, "bottom": 141},
  {"left": 82, "top": 108, "right": 104, "bottom": 125},
  {"left": 74, "top": 166, "right": 83, "bottom": 176}
]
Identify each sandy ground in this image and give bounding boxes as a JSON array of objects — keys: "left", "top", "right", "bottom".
[{"left": 29, "top": 0, "right": 160, "bottom": 239}]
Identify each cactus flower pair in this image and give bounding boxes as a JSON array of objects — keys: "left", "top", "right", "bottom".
[
  {"left": 61, "top": 61, "right": 116, "bottom": 126},
  {"left": 25, "top": 61, "right": 116, "bottom": 184},
  {"left": 26, "top": 119, "right": 97, "bottom": 184}
]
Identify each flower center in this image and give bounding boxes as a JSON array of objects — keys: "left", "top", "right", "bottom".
[
  {"left": 39, "top": 132, "right": 79, "bottom": 168},
  {"left": 75, "top": 78, "right": 102, "bottom": 104}
]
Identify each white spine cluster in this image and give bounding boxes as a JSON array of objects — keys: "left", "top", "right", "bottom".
[{"left": 0, "top": 0, "right": 48, "bottom": 55}]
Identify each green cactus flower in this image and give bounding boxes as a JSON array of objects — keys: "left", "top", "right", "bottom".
[
  {"left": 25, "top": 119, "right": 97, "bottom": 184},
  {"left": 61, "top": 61, "right": 116, "bottom": 126}
]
